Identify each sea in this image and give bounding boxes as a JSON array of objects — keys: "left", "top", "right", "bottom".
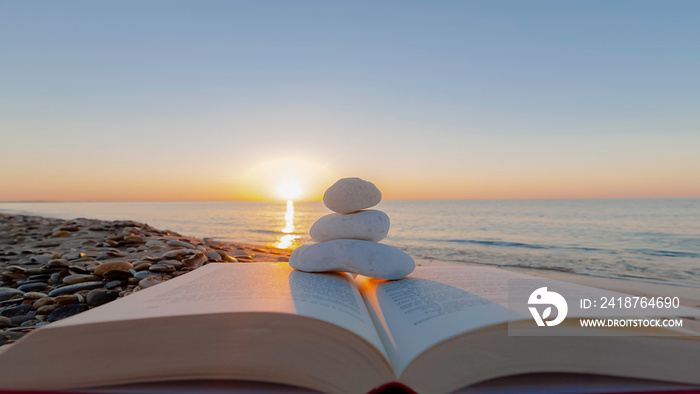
[{"left": 1, "top": 199, "right": 699, "bottom": 288}]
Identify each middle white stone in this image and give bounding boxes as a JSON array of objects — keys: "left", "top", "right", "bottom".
[{"left": 309, "top": 209, "right": 390, "bottom": 243}]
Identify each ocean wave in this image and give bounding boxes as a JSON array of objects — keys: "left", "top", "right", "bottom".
[
  {"left": 631, "top": 249, "right": 700, "bottom": 258},
  {"left": 445, "top": 239, "right": 548, "bottom": 249},
  {"left": 248, "top": 229, "right": 306, "bottom": 235},
  {"left": 419, "top": 256, "right": 575, "bottom": 274},
  {"left": 440, "top": 238, "right": 700, "bottom": 259},
  {"left": 416, "top": 255, "right": 698, "bottom": 287}
]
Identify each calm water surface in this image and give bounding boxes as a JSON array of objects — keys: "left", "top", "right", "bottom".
[{"left": 2, "top": 199, "right": 699, "bottom": 287}]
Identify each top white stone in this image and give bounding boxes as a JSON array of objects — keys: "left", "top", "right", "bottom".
[{"left": 323, "top": 177, "right": 382, "bottom": 214}]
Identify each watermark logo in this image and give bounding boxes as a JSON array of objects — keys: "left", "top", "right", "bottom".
[
  {"left": 509, "top": 279, "right": 693, "bottom": 336},
  {"left": 528, "top": 287, "right": 568, "bottom": 326}
]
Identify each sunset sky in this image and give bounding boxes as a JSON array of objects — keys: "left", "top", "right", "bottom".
[{"left": 1, "top": 1, "right": 699, "bottom": 201}]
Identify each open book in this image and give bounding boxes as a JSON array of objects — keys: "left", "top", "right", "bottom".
[{"left": 0, "top": 263, "right": 699, "bottom": 394}]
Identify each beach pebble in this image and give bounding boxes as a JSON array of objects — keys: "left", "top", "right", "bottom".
[
  {"left": 138, "top": 278, "right": 161, "bottom": 289},
  {"left": 55, "top": 295, "right": 80, "bottom": 306},
  {"left": 149, "top": 263, "right": 175, "bottom": 273},
  {"left": 161, "top": 249, "right": 199, "bottom": 260},
  {"left": 17, "top": 282, "right": 47, "bottom": 292},
  {"left": 0, "top": 288, "right": 24, "bottom": 301},
  {"left": 167, "top": 240, "right": 195, "bottom": 249},
  {"left": 323, "top": 178, "right": 382, "bottom": 214},
  {"left": 310, "top": 210, "right": 390, "bottom": 242},
  {"left": 48, "top": 281, "right": 104, "bottom": 297},
  {"left": 20, "top": 319, "right": 40, "bottom": 328},
  {"left": 94, "top": 261, "right": 133, "bottom": 276},
  {"left": 27, "top": 273, "right": 53, "bottom": 281},
  {"left": 63, "top": 274, "right": 100, "bottom": 285},
  {"left": 47, "top": 304, "right": 89, "bottom": 323},
  {"left": 102, "top": 270, "right": 132, "bottom": 281},
  {"left": 6, "top": 266, "right": 27, "bottom": 274},
  {"left": 61, "top": 252, "right": 84, "bottom": 261},
  {"left": 182, "top": 252, "right": 207, "bottom": 268},
  {"left": 133, "top": 271, "right": 158, "bottom": 280},
  {"left": 104, "top": 280, "right": 123, "bottom": 290},
  {"left": 86, "top": 288, "right": 119, "bottom": 307},
  {"left": 68, "top": 265, "right": 91, "bottom": 275},
  {"left": 1, "top": 304, "right": 33, "bottom": 318},
  {"left": 124, "top": 235, "right": 146, "bottom": 244},
  {"left": 47, "top": 259, "right": 71, "bottom": 268},
  {"left": 133, "top": 262, "right": 152, "bottom": 271},
  {"left": 158, "top": 259, "right": 184, "bottom": 269},
  {"left": 48, "top": 272, "right": 64, "bottom": 285},
  {"left": 204, "top": 250, "right": 222, "bottom": 262},
  {"left": 289, "top": 239, "right": 414, "bottom": 280},
  {"left": 2, "top": 271, "right": 27, "bottom": 282},
  {"left": 10, "top": 312, "right": 36, "bottom": 326},
  {"left": 22, "top": 292, "right": 48, "bottom": 300},
  {"left": 33, "top": 297, "right": 53, "bottom": 309},
  {"left": 145, "top": 240, "right": 164, "bottom": 247},
  {"left": 36, "top": 304, "right": 59, "bottom": 315},
  {"left": 217, "top": 250, "right": 237, "bottom": 262}
]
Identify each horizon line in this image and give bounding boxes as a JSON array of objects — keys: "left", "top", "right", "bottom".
[{"left": 1, "top": 196, "right": 699, "bottom": 203}]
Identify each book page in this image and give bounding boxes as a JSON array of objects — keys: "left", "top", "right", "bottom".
[
  {"left": 356, "top": 266, "right": 523, "bottom": 373},
  {"left": 357, "top": 266, "right": 700, "bottom": 373},
  {"left": 49, "top": 263, "right": 387, "bottom": 356}
]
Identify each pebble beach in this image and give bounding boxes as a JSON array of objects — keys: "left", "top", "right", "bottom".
[{"left": 0, "top": 213, "right": 291, "bottom": 348}]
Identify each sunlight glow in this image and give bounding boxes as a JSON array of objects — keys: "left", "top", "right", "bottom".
[
  {"left": 274, "top": 200, "right": 298, "bottom": 249},
  {"left": 282, "top": 200, "right": 295, "bottom": 234},
  {"left": 231, "top": 156, "right": 336, "bottom": 201},
  {"left": 277, "top": 180, "right": 303, "bottom": 200}
]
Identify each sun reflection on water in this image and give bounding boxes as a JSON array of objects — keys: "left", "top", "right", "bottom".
[{"left": 274, "top": 200, "right": 298, "bottom": 249}]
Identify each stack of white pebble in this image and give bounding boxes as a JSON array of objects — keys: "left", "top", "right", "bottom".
[{"left": 289, "top": 177, "right": 415, "bottom": 280}]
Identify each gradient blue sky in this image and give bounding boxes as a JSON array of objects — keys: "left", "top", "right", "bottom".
[{"left": 1, "top": 1, "right": 699, "bottom": 201}]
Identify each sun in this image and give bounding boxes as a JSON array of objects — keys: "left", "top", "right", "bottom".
[{"left": 277, "top": 180, "right": 303, "bottom": 200}]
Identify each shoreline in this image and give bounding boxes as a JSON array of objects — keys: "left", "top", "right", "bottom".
[{"left": 4, "top": 201, "right": 699, "bottom": 290}]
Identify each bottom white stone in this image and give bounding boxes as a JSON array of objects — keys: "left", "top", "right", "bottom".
[{"left": 289, "top": 239, "right": 415, "bottom": 280}]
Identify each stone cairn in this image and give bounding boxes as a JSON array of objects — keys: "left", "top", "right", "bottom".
[{"left": 289, "top": 177, "right": 415, "bottom": 280}]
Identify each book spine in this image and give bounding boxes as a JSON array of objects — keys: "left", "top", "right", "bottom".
[{"left": 367, "top": 382, "right": 418, "bottom": 394}]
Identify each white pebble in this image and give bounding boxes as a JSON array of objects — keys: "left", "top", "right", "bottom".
[
  {"left": 323, "top": 177, "right": 381, "bottom": 214},
  {"left": 289, "top": 239, "right": 414, "bottom": 280},
  {"left": 310, "top": 210, "right": 390, "bottom": 242}
]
